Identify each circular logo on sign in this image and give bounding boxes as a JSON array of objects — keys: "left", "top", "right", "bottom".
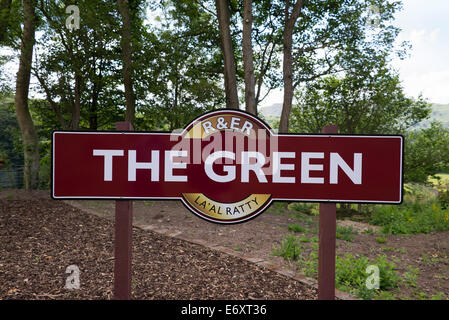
[{"left": 180, "top": 110, "right": 273, "bottom": 224}]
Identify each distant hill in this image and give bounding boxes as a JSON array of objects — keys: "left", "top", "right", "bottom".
[
  {"left": 414, "top": 103, "right": 449, "bottom": 129},
  {"left": 259, "top": 103, "right": 449, "bottom": 129},
  {"left": 259, "top": 103, "right": 282, "bottom": 117}
]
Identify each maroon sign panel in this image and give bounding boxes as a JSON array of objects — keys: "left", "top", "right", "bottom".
[{"left": 52, "top": 110, "right": 403, "bottom": 223}]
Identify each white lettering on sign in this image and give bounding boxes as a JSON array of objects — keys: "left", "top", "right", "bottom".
[
  {"left": 301, "top": 152, "right": 324, "bottom": 184},
  {"left": 201, "top": 118, "right": 254, "bottom": 135},
  {"left": 272, "top": 152, "right": 296, "bottom": 183},
  {"left": 330, "top": 153, "right": 362, "bottom": 184},
  {"left": 202, "top": 121, "right": 216, "bottom": 135},
  {"left": 128, "top": 150, "right": 160, "bottom": 181},
  {"left": 241, "top": 152, "right": 268, "bottom": 183},
  {"left": 93, "top": 149, "right": 124, "bottom": 181},
  {"left": 92, "top": 149, "right": 363, "bottom": 184},
  {"left": 204, "top": 151, "right": 236, "bottom": 182},
  {"left": 165, "top": 150, "right": 188, "bottom": 182}
]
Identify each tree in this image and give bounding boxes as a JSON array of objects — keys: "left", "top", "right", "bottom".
[
  {"left": 139, "top": 1, "right": 225, "bottom": 130},
  {"left": 215, "top": 0, "right": 239, "bottom": 109},
  {"left": 277, "top": 0, "right": 405, "bottom": 132},
  {"left": 290, "top": 61, "right": 431, "bottom": 135},
  {"left": 0, "top": 93, "right": 23, "bottom": 168},
  {"left": 242, "top": 0, "right": 256, "bottom": 114},
  {"left": 404, "top": 122, "right": 449, "bottom": 183},
  {"left": 34, "top": 0, "right": 125, "bottom": 130},
  {"left": 14, "top": 0, "right": 39, "bottom": 189},
  {"left": 172, "top": 0, "right": 405, "bottom": 131},
  {"left": 117, "top": 0, "right": 137, "bottom": 124},
  {"left": 279, "top": 0, "right": 303, "bottom": 132}
]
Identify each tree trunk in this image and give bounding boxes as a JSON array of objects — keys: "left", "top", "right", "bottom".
[
  {"left": 71, "top": 74, "right": 81, "bottom": 130},
  {"left": 242, "top": 0, "right": 256, "bottom": 115},
  {"left": 215, "top": 0, "right": 239, "bottom": 109},
  {"left": 14, "top": 0, "right": 39, "bottom": 190},
  {"left": 118, "top": 0, "right": 135, "bottom": 124},
  {"left": 279, "top": 0, "right": 303, "bottom": 133}
]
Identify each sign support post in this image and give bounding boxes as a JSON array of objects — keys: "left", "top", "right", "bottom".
[
  {"left": 318, "top": 124, "right": 338, "bottom": 300},
  {"left": 114, "top": 121, "right": 133, "bottom": 300}
]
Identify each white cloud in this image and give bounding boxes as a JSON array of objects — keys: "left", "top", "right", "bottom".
[
  {"left": 400, "top": 70, "right": 449, "bottom": 104},
  {"left": 392, "top": 26, "right": 449, "bottom": 103}
]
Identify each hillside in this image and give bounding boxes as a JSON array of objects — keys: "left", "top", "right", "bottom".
[
  {"left": 415, "top": 103, "right": 449, "bottom": 129},
  {"left": 259, "top": 103, "right": 449, "bottom": 129}
]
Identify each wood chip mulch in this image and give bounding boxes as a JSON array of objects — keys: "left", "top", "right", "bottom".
[{"left": 0, "top": 199, "right": 317, "bottom": 300}]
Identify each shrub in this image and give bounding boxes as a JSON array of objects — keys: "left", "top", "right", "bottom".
[
  {"left": 288, "top": 223, "right": 307, "bottom": 233},
  {"left": 370, "top": 201, "right": 449, "bottom": 234},
  {"left": 438, "top": 188, "right": 449, "bottom": 210},
  {"left": 336, "top": 225, "right": 358, "bottom": 242},
  {"left": 271, "top": 235, "right": 303, "bottom": 260},
  {"left": 376, "top": 236, "right": 387, "bottom": 244},
  {"left": 335, "top": 254, "right": 400, "bottom": 299}
]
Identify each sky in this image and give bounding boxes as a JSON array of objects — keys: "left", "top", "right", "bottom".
[
  {"left": 262, "top": 0, "right": 449, "bottom": 108},
  {"left": 390, "top": 0, "right": 449, "bottom": 105}
]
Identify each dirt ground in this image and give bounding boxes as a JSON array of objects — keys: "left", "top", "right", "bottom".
[
  {"left": 1, "top": 189, "right": 448, "bottom": 299},
  {"left": 0, "top": 190, "right": 317, "bottom": 300}
]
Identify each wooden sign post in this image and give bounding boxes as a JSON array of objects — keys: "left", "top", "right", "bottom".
[
  {"left": 114, "top": 121, "right": 133, "bottom": 300},
  {"left": 318, "top": 124, "right": 338, "bottom": 300}
]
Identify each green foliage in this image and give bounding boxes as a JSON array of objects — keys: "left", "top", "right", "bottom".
[
  {"left": 404, "top": 122, "right": 449, "bottom": 183},
  {"left": 337, "top": 254, "right": 400, "bottom": 299},
  {"left": 403, "top": 183, "right": 438, "bottom": 203},
  {"left": 368, "top": 183, "right": 449, "bottom": 234},
  {"left": 0, "top": 0, "right": 22, "bottom": 46},
  {"left": 376, "top": 236, "right": 387, "bottom": 244},
  {"left": 287, "top": 202, "right": 319, "bottom": 216},
  {"left": 34, "top": 0, "right": 129, "bottom": 130},
  {"left": 290, "top": 64, "right": 431, "bottom": 135},
  {"left": 403, "top": 266, "right": 420, "bottom": 288},
  {"left": 370, "top": 201, "right": 449, "bottom": 234},
  {"left": 438, "top": 188, "right": 449, "bottom": 210},
  {"left": 38, "top": 140, "right": 51, "bottom": 190},
  {"left": 0, "top": 93, "right": 23, "bottom": 168},
  {"left": 336, "top": 225, "right": 358, "bottom": 242},
  {"left": 287, "top": 223, "right": 308, "bottom": 233},
  {"left": 297, "top": 243, "right": 319, "bottom": 278},
  {"left": 271, "top": 235, "right": 303, "bottom": 261},
  {"left": 293, "top": 242, "right": 401, "bottom": 299}
]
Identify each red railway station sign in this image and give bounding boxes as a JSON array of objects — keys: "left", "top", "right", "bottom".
[{"left": 52, "top": 109, "right": 403, "bottom": 224}]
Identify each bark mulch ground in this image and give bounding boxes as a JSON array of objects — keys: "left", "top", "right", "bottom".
[{"left": 0, "top": 198, "right": 317, "bottom": 300}]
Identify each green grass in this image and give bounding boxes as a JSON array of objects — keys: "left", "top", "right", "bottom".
[
  {"left": 403, "top": 266, "right": 420, "bottom": 288},
  {"left": 287, "top": 223, "right": 308, "bottom": 233},
  {"left": 376, "top": 236, "right": 387, "bottom": 244},
  {"left": 271, "top": 235, "right": 303, "bottom": 260}
]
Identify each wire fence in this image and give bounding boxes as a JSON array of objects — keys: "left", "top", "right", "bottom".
[{"left": 0, "top": 167, "right": 24, "bottom": 189}]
